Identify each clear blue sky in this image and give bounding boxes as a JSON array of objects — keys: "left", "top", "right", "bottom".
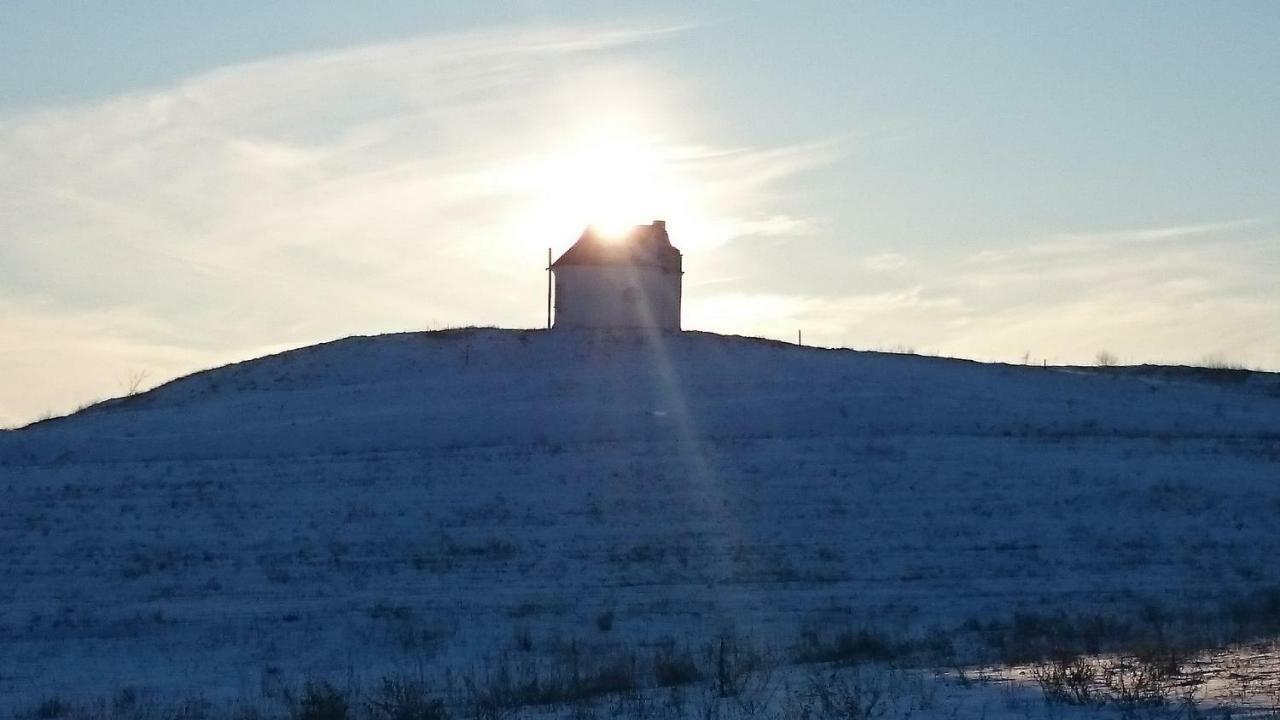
[{"left": 2, "top": 2, "right": 1278, "bottom": 424}]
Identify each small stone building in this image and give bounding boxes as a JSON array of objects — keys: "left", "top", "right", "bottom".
[{"left": 551, "top": 221, "right": 682, "bottom": 331}]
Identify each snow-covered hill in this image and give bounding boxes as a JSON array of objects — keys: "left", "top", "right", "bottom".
[
  {"left": 2, "top": 328, "right": 1278, "bottom": 712},
  {"left": 6, "top": 328, "right": 1277, "bottom": 462}
]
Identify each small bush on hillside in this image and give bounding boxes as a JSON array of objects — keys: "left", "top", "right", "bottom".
[
  {"left": 994, "top": 610, "right": 1134, "bottom": 664},
  {"left": 706, "top": 631, "right": 766, "bottom": 698},
  {"left": 1228, "top": 586, "right": 1280, "bottom": 638},
  {"left": 1030, "top": 653, "right": 1098, "bottom": 706},
  {"left": 1098, "top": 654, "right": 1191, "bottom": 712},
  {"left": 295, "top": 681, "right": 349, "bottom": 720},
  {"left": 512, "top": 625, "right": 533, "bottom": 652},
  {"left": 1198, "top": 355, "right": 1248, "bottom": 371},
  {"left": 171, "top": 698, "right": 212, "bottom": 720},
  {"left": 458, "top": 643, "right": 644, "bottom": 712},
  {"left": 231, "top": 706, "right": 266, "bottom": 720},
  {"left": 795, "top": 627, "right": 896, "bottom": 665},
  {"left": 113, "top": 687, "right": 140, "bottom": 715},
  {"left": 801, "top": 668, "right": 888, "bottom": 720},
  {"left": 445, "top": 539, "right": 517, "bottom": 562},
  {"left": 30, "top": 698, "right": 68, "bottom": 720},
  {"left": 573, "top": 654, "right": 638, "bottom": 700},
  {"left": 594, "top": 610, "right": 614, "bottom": 633},
  {"left": 653, "top": 646, "right": 703, "bottom": 687},
  {"left": 367, "top": 678, "right": 449, "bottom": 720}
]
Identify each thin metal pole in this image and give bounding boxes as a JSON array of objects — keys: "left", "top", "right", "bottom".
[
  {"left": 798, "top": 329, "right": 802, "bottom": 346},
  {"left": 546, "top": 248, "right": 552, "bottom": 329}
]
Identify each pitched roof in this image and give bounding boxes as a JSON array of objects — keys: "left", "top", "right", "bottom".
[{"left": 552, "top": 221, "right": 682, "bottom": 274}]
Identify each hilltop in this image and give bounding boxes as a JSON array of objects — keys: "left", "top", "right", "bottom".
[{"left": 2, "top": 328, "right": 1279, "bottom": 714}]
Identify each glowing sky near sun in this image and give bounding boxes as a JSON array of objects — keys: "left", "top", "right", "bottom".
[{"left": 1, "top": 3, "right": 1278, "bottom": 425}]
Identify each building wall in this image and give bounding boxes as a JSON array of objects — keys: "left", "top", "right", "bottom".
[{"left": 553, "top": 264, "right": 681, "bottom": 331}]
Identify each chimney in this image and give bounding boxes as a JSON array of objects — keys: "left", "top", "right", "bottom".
[{"left": 652, "top": 220, "right": 666, "bottom": 230}]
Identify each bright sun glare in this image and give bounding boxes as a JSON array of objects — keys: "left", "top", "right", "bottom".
[
  {"left": 515, "top": 132, "right": 712, "bottom": 250},
  {"left": 546, "top": 136, "right": 663, "bottom": 234}
]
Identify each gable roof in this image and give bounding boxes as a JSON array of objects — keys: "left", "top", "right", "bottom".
[{"left": 552, "top": 221, "right": 682, "bottom": 274}]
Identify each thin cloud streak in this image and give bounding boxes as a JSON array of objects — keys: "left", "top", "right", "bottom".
[
  {"left": 971, "top": 218, "right": 1267, "bottom": 264},
  {"left": 1052, "top": 218, "right": 1265, "bottom": 244},
  {"left": 862, "top": 252, "right": 908, "bottom": 272}
]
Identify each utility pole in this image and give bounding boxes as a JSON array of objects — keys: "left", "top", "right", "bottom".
[{"left": 546, "top": 248, "right": 552, "bottom": 330}]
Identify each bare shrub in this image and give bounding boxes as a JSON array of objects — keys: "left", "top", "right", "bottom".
[
  {"left": 595, "top": 610, "right": 615, "bottom": 633},
  {"left": 1228, "top": 586, "right": 1280, "bottom": 639},
  {"left": 605, "top": 685, "right": 657, "bottom": 720},
  {"left": 28, "top": 698, "right": 69, "bottom": 720},
  {"left": 172, "top": 698, "right": 213, "bottom": 720},
  {"left": 367, "top": 677, "right": 449, "bottom": 720},
  {"left": 445, "top": 538, "right": 517, "bottom": 562},
  {"left": 458, "top": 643, "right": 641, "bottom": 713},
  {"left": 294, "top": 681, "right": 349, "bottom": 720},
  {"left": 729, "top": 662, "right": 780, "bottom": 719},
  {"left": 512, "top": 626, "right": 533, "bottom": 652},
  {"left": 653, "top": 645, "right": 703, "bottom": 687},
  {"left": 1029, "top": 653, "right": 1098, "bottom": 706},
  {"left": 1199, "top": 355, "right": 1247, "bottom": 371},
  {"left": 459, "top": 673, "right": 514, "bottom": 720},
  {"left": 1098, "top": 654, "right": 1180, "bottom": 712},
  {"left": 794, "top": 627, "right": 895, "bottom": 665},
  {"left": 994, "top": 610, "right": 1132, "bottom": 664},
  {"left": 121, "top": 369, "right": 151, "bottom": 397},
  {"left": 707, "top": 632, "right": 767, "bottom": 698},
  {"left": 572, "top": 652, "right": 639, "bottom": 700},
  {"left": 1028, "top": 650, "right": 1202, "bottom": 716},
  {"left": 799, "top": 668, "right": 888, "bottom": 720}
]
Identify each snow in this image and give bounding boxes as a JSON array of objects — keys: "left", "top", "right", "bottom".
[{"left": 1, "top": 328, "right": 1277, "bottom": 714}]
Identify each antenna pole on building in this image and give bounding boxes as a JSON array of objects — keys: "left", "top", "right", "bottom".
[
  {"left": 798, "top": 329, "right": 803, "bottom": 346},
  {"left": 546, "top": 248, "right": 552, "bottom": 330}
]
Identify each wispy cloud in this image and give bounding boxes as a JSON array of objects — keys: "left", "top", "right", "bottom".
[
  {"left": 862, "top": 252, "right": 908, "bottom": 271},
  {"left": 934, "top": 218, "right": 1279, "bottom": 364},
  {"left": 0, "top": 23, "right": 833, "bottom": 424},
  {"left": 1052, "top": 218, "right": 1264, "bottom": 244},
  {"left": 971, "top": 218, "right": 1266, "bottom": 265},
  {"left": 687, "top": 286, "right": 965, "bottom": 345},
  {"left": 691, "top": 216, "right": 1277, "bottom": 367}
]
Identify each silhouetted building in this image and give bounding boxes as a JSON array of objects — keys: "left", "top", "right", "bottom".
[{"left": 551, "top": 221, "right": 682, "bottom": 331}]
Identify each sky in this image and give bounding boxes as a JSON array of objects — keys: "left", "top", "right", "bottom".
[{"left": 2, "top": 2, "right": 1278, "bottom": 426}]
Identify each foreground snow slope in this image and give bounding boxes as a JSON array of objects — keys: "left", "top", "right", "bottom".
[{"left": 1, "top": 328, "right": 1277, "bottom": 706}]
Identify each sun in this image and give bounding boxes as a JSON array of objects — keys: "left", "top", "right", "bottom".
[
  {"left": 512, "top": 131, "right": 708, "bottom": 249},
  {"left": 550, "top": 136, "right": 662, "bottom": 230},
  {"left": 588, "top": 219, "right": 638, "bottom": 242}
]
